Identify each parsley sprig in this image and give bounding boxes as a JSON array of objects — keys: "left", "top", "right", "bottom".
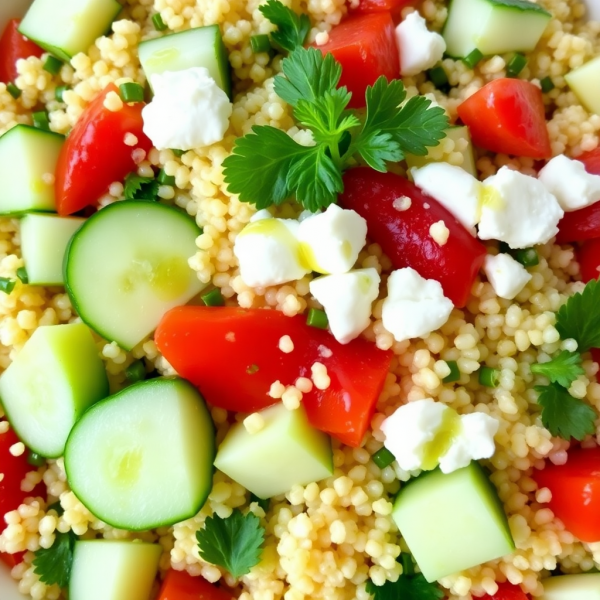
[
  {"left": 531, "top": 350, "right": 585, "bottom": 389},
  {"left": 556, "top": 279, "right": 600, "bottom": 352},
  {"left": 259, "top": 0, "right": 310, "bottom": 52},
  {"left": 123, "top": 172, "right": 159, "bottom": 201},
  {"left": 32, "top": 530, "right": 76, "bottom": 588},
  {"left": 222, "top": 47, "right": 448, "bottom": 211}
]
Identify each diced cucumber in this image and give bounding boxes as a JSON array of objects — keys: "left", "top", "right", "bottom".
[
  {"left": 0, "top": 323, "right": 108, "bottom": 458},
  {"left": 65, "top": 378, "right": 215, "bottom": 530},
  {"left": 64, "top": 201, "right": 205, "bottom": 350},
  {"left": 138, "top": 26, "right": 231, "bottom": 97},
  {"left": 21, "top": 214, "right": 84, "bottom": 286},
  {"left": 70, "top": 540, "right": 161, "bottom": 600},
  {"left": 214, "top": 403, "right": 333, "bottom": 499},
  {"left": 18, "top": 0, "right": 122, "bottom": 61},
  {"left": 539, "top": 574, "right": 600, "bottom": 600},
  {"left": 391, "top": 462, "right": 514, "bottom": 582},
  {"left": 0, "top": 125, "right": 63, "bottom": 215},
  {"left": 443, "top": 0, "right": 551, "bottom": 58},
  {"left": 565, "top": 56, "right": 600, "bottom": 116},
  {"left": 406, "top": 126, "right": 477, "bottom": 177}
]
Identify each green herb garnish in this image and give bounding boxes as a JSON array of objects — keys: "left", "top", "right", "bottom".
[
  {"left": 123, "top": 173, "right": 159, "bottom": 201},
  {"left": 531, "top": 350, "right": 585, "bottom": 389},
  {"left": 0, "top": 277, "right": 16, "bottom": 294},
  {"left": 556, "top": 279, "right": 600, "bottom": 352},
  {"left": 258, "top": 0, "right": 310, "bottom": 53},
  {"left": 32, "top": 530, "right": 76, "bottom": 588}
]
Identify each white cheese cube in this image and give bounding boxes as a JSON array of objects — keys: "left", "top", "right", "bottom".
[
  {"left": 483, "top": 253, "right": 532, "bottom": 300},
  {"left": 309, "top": 268, "right": 380, "bottom": 344},
  {"left": 395, "top": 12, "right": 446, "bottom": 77}
]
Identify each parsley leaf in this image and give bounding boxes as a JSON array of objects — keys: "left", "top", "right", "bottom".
[
  {"left": 531, "top": 350, "right": 585, "bottom": 389},
  {"left": 259, "top": 0, "right": 310, "bottom": 53},
  {"left": 32, "top": 530, "right": 76, "bottom": 588},
  {"left": 123, "top": 172, "right": 159, "bottom": 201},
  {"left": 366, "top": 572, "right": 444, "bottom": 600},
  {"left": 556, "top": 279, "right": 600, "bottom": 352},
  {"left": 196, "top": 509, "right": 265, "bottom": 578},
  {"left": 536, "top": 383, "right": 597, "bottom": 441},
  {"left": 353, "top": 130, "right": 402, "bottom": 172}
]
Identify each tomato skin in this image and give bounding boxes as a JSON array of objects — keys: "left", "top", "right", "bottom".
[
  {"left": 533, "top": 447, "right": 600, "bottom": 543},
  {"left": 54, "top": 83, "right": 153, "bottom": 216},
  {"left": 577, "top": 238, "right": 600, "bottom": 282},
  {"left": 457, "top": 79, "right": 551, "bottom": 159},
  {"left": 155, "top": 306, "right": 393, "bottom": 447},
  {"left": 0, "top": 552, "right": 25, "bottom": 568},
  {"left": 480, "top": 582, "right": 528, "bottom": 600},
  {"left": 0, "top": 19, "right": 44, "bottom": 84},
  {"left": 338, "top": 167, "right": 487, "bottom": 308},
  {"left": 592, "top": 348, "right": 600, "bottom": 365},
  {"left": 316, "top": 13, "right": 399, "bottom": 109},
  {"left": 157, "top": 569, "right": 234, "bottom": 600}
]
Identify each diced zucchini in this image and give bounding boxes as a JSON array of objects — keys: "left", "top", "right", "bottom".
[
  {"left": 443, "top": 0, "right": 551, "bottom": 58},
  {"left": 138, "top": 26, "right": 231, "bottom": 97},
  {"left": 65, "top": 378, "right": 215, "bottom": 530},
  {"left": 0, "top": 125, "right": 63, "bottom": 215},
  {"left": 18, "top": 0, "right": 122, "bottom": 61},
  {"left": 0, "top": 323, "right": 108, "bottom": 458},
  {"left": 214, "top": 403, "right": 333, "bottom": 499},
  {"left": 565, "top": 56, "right": 600, "bottom": 116},
  {"left": 20, "top": 214, "right": 85, "bottom": 286},
  {"left": 69, "top": 541, "right": 161, "bottom": 600},
  {"left": 539, "top": 574, "right": 600, "bottom": 600},
  {"left": 391, "top": 462, "right": 515, "bottom": 582}
]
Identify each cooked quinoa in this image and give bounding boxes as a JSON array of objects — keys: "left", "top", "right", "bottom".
[{"left": 1, "top": 0, "right": 600, "bottom": 599}]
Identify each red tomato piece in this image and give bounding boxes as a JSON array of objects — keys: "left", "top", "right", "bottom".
[
  {"left": 577, "top": 238, "right": 600, "bottom": 282},
  {"left": 315, "top": 12, "right": 399, "bottom": 109},
  {"left": 480, "top": 582, "right": 528, "bottom": 600},
  {"left": 0, "top": 551, "right": 25, "bottom": 569},
  {"left": 338, "top": 167, "right": 487, "bottom": 308},
  {"left": 533, "top": 447, "right": 600, "bottom": 543},
  {"left": 157, "top": 569, "right": 234, "bottom": 600},
  {"left": 155, "top": 306, "right": 393, "bottom": 447},
  {"left": 0, "top": 19, "right": 44, "bottom": 84},
  {"left": 591, "top": 348, "right": 600, "bottom": 366},
  {"left": 457, "top": 79, "right": 551, "bottom": 159},
  {"left": 350, "top": 0, "right": 412, "bottom": 21},
  {"left": 54, "top": 83, "right": 153, "bottom": 216}
]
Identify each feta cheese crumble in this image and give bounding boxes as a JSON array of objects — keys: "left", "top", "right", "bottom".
[
  {"left": 429, "top": 220, "right": 450, "bottom": 246},
  {"left": 381, "top": 268, "right": 453, "bottom": 342},
  {"left": 142, "top": 67, "right": 232, "bottom": 151},
  {"left": 483, "top": 253, "right": 532, "bottom": 300},
  {"left": 395, "top": 12, "right": 446, "bottom": 77}
]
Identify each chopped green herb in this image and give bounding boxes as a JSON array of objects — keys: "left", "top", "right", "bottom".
[
  {"left": 372, "top": 447, "right": 395, "bottom": 469},
  {"left": 43, "top": 55, "right": 63, "bottom": 75},
  {"left": 16, "top": 267, "right": 28, "bottom": 284},
  {"left": 55, "top": 85, "right": 68, "bottom": 102},
  {"left": 531, "top": 350, "right": 585, "bottom": 389},
  {"left": 32, "top": 110, "right": 50, "bottom": 131},
  {"left": 202, "top": 288, "right": 225, "bottom": 307},
  {"left": 556, "top": 279, "right": 600, "bottom": 352},
  {"left": 0, "top": 277, "right": 16, "bottom": 294},
  {"left": 513, "top": 247, "right": 539, "bottom": 267},
  {"left": 250, "top": 34, "right": 272, "bottom": 54},
  {"left": 246, "top": 364, "right": 259, "bottom": 374},
  {"left": 125, "top": 360, "right": 146, "bottom": 383},
  {"left": 306, "top": 308, "right": 329, "bottom": 329},
  {"left": 171, "top": 148, "right": 185, "bottom": 157},
  {"left": 258, "top": 0, "right": 310, "bottom": 53},
  {"left": 427, "top": 65, "right": 449, "bottom": 89},
  {"left": 366, "top": 558, "right": 443, "bottom": 600},
  {"left": 479, "top": 366, "right": 500, "bottom": 388},
  {"left": 442, "top": 360, "right": 461, "bottom": 383},
  {"left": 540, "top": 76, "right": 555, "bottom": 93},
  {"left": 119, "top": 82, "right": 145, "bottom": 104},
  {"left": 506, "top": 53, "right": 527, "bottom": 77},
  {"left": 123, "top": 172, "right": 159, "bottom": 201},
  {"left": 196, "top": 509, "right": 265, "bottom": 578},
  {"left": 27, "top": 450, "right": 46, "bottom": 467},
  {"left": 250, "top": 493, "right": 270, "bottom": 512},
  {"left": 7, "top": 83, "right": 21, "bottom": 99},
  {"left": 152, "top": 12, "right": 167, "bottom": 31},
  {"left": 157, "top": 168, "right": 175, "bottom": 186},
  {"left": 32, "top": 530, "right": 77, "bottom": 588},
  {"left": 462, "top": 48, "right": 484, "bottom": 69}
]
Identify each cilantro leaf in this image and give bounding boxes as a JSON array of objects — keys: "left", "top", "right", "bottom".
[
  {"left": 32, "top": 530, "right": 76, "bottom": 588},
  {"left": 531, "top": 350, "right": 585, "bottom": 388},
  {"left": 353, "top": 130, "right": 403, "bottom": 172},
  {"left": 123, "top": 173, "right": 159, "bottom": 201},
  {"left": 366, "top": 573, "right": 444, "bottom": 600},
  {"left": 536, "top": 383, "right": 597, "bottom": 441},
  {"left": 196, "top": 509, "right": 265, "bottom": 578},
  {"left": 259, "top": 0, "right": 310, "bottom": 53},
  {"left": 556, "top": 279, "right": 600, "bottom": 352}
]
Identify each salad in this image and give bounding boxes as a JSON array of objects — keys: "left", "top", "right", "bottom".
[{"left": 1, "top": 0, "right": 600, "bottom": 599}]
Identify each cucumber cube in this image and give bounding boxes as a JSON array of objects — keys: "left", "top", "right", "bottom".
[
  {"left": 21, "top": 214, "right": 85, "bottom": 286},
  {"left": 0, "top": 125, "right": 63, "bottom": 215},
  {"left": 539, "top": 574, "right": 600, "bottom": 600},
  {"left": 19, "top": 0, "right": 122, "bottom": 61},
  {"left": 565, "top": 56, "right": 600, "bottom": 116},
  {"left": 392, "top": 462, "right": 515, "bottom": 582},
  {"left": 214, "top": 403, "right": 333, "bottom": 498},
  {"left": 0, "top": 323, "right": 108, "bottom": 458},
  {"left": 70, "top": 541, "right": 161, "bottom": 600}
]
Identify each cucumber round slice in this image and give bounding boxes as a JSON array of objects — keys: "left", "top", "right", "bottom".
[
  {"left": 64, "top": 201, "right": 205, "bottom": 350},
  {"left": 64, "top": 377, "right": 215, "bottom": 530}
]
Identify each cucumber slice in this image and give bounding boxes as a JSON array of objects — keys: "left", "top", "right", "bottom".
[
  {"left": 0, "top": 323, "right": 108, "bottom": 458},
  {"left": 70, "top": 540, "right": 161, "bottom": 600},
  {"left": 539, "top": 574, "right": 600, "bottom": 600},
  {"left": 64, "top": 201, "right": 205, "bottom": 350},
  {"left": 65, "top": 378, "right": 215, "bottom": 530},
  {"left": 18, "top": 0, "right": 122, "bottom": 61},
  {"left": 138, "top": 26, "right": 231, "bottom": 97},
  {"left": 565, "top": 56, "right": 600, "bottom": 116},
  {"left": 443, "top": 0, "right": 551, "bottom": 57},
  {"left": 21, "top": 214, "right": 85, "bottom": 286},
  {"left": 214, "top": 403, "right": 333, "bottom": 499},
  {"left": 391, "top": 462, "right": 514, "bottom": 582},
  {"left": 0, "top": 125, "right": 63, "bottom": 215}
]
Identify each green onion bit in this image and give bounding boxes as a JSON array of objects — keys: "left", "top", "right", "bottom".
[
  {"left": 427, "top": 65, "right": 449, "bottom": 89},
  {"left": 157, "top": 168, "right": 176, "bottom": 186},
  {"left": 171, "top": 148, "right": 185, "bottom": 157},
  {"left": 372, "top": 447, "right": 395, "bottom": 469},
  {"left": 506, "top": 53, "right": 527, "bottom": 78},
  {"left": 125, "top": 360, "right": 147, "bottom": 383},
  {"left": 7, "top": 83, "right": 21, "bottom": 99},
  {"left": 462, "top": 48, "right": 484, "bottom": 69},
  {"left": 27, "top": 451, "right": 46, "bottom": 467},
  {"left": 0, "top": 277, "right": 16, "bottom": 294},
  {"left": 513, "top": 247, "right": 539, "bottom": 268},
  {"left": 152, "top": 12, "right": 167, "bottom": 31},
  {"left": 442, "top": 360, "right": 461, "bottom": 383},
  {"left": 16, "top": 267, "right": 28, "bottom": 284},
  {"left": 55, "top": 85, "right": 68, "bottom": 102},
  {"left": 479, "top": 366, "right": 500, "bottom": 388},
  {"left": 32, "top": 110, "right": 50, "bottom": 131},
  {"left": 119, "top": 82, "right": 145, "bottom": 104},
  {"left": 250, "top": 34, "right": 272, "bottom": 54},
  {"left": 540, "top": 76, "right": 555, "bottom": 93},
  {"left": 306, "top": 308, "right": 328, "bottom": 329},
  {"left": 43, "top": 55, "right": 63, "bottom": 76},
  {"left": 202, "top": 288, "right": 225, "bottom": 307}
]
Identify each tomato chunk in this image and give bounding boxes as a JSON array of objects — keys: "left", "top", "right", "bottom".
[
  {"left": 533, "top": 447, "right": 600, "bottom": 543},
  {"left": 0, "top": 551, "right": 25, "bottom": 569},
  {"left": 480, "top": 582, "right": 528, "bottom": 600},
  {"left": 157, "top": 569, "right": 234, "bottom": 600},
  {"left": 338, "top": 167, "right": 487, "bottom": 308},
  {"left": 577, "top": 238, "right": 600, "bottom": 282},
  {"left": 155, "top": 306, "right": 393, "bottom": 447},
  {"left": 0, "top": 19, "right": 44, "bottom": 84},
  {"left": 457, "top": 79, "right": 551, "bottom": 159},
  {"left": 54, "top": 83, "right": 153, "bottom": 216},
  {"left": 315, "top": 13, "right": 399, "bottom": 109}
]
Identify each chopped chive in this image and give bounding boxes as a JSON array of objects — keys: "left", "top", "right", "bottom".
[
  {"left": 55, "top": 85, "right": 68, "bottom": 102},
  {"left": 250, "top": 34, "right": 272, "bottom": 54},
  {"left": 0, "top": 277, "right": 16, "bottom": 294},
  {"left": 16, "top": 267, "right": 28, "bottom": 284},
  {"left": 171, "top": 148, "right": 185, "bottom": 157},
  {"left": 506, "top": 53, "right": 527, "bottom": 78},
  {"left": 119, "top": 82, "right": 145, "bottom": 103},
  {"left": 157, "top": 168, "right": 176, "bottom": 186},
  {"left": 250, "top": 493, "right": 270, "bottom": 512},
  {"left": 152, "top": 12, "right": 167, "bottom": 31},
  {"left": 306, "top": 308, "right": 328, "bottom": 329},
  {"left": 462, "top": 48, "right": 484, "bottom": 69},
  {"left": 427, "top": 65, "right": 449, "bottom": 89},
  {"left": 540, "top": 76, "right": 555, "bottom": 93},
  {"left": 7, "top": 83, "right": 21, "bottom": 99},
  {"left": 442, "top": 360, "right": 461, "bottom": 383},
  {"left": 372, "top": 447, "right": 395, "bottom": 469},
  {"left": 27, "top": 451, "right": 46, "bottom": 467},
  {"left": 125, "top": 360, "right": 146, "bottom": 383},
  {"left": 479, "top": 366, "right": 500, "bottom": 388},
  {"left": 32, "top": 110, "right": 50, "bottom": 131},
  {"left": 43, "top": 55, "right": 63, "bottom": 75},
  {"left": 513, "top": 247, "right": 539, "bottom": 268},
  {"left": 202, "top": 288, "right": 225, "bottom": 307}
]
